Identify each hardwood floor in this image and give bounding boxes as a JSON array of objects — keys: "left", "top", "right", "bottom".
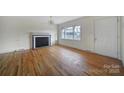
[{"left": 0, "top": 45, "right": 123, "bottom": 76}]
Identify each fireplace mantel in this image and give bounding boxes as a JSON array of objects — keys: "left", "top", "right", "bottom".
[{"left": 31, "top": 32, "right": 50, "bottom": 36}]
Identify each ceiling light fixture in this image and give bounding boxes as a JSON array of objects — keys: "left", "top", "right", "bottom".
[{"left": 49, "top": 16, "right": 54, "bottom": 25}]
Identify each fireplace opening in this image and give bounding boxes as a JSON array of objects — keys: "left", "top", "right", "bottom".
[{"left": 32, "top": 35, "right": 51, "bottom": 48}]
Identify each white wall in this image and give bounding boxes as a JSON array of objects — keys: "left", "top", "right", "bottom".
[
  {"left": 121, "top": 17, "right": 124, "bottom": 65},
  {"left": 0, "top": 17, "right": 57, "bottom": 54}
]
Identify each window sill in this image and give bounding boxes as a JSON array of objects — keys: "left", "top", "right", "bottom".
[{"left": 61, "top": 39, "right": 81, "bottom": 41}]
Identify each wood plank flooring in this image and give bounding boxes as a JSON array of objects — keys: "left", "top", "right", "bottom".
[{"left": 0, "top": 45, "right": 123, "bottom": 76}]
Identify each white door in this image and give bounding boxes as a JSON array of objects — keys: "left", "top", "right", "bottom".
[{"left": 94, "top": 17, "right": 118, "bottom": 58}]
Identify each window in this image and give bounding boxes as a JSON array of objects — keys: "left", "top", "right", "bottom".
[
  {"left": 64, "top": 27, "right": 73, "bottom": 39},
  {"left": 61, "top": 26, "right": 81, "bottom": 40},
  {"left": 74, "top": 26, "right": 81, "bottom": 40}
]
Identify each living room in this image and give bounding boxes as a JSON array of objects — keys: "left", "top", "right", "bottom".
[{"left": 0, "top": 16, "right": 124, "bottom": 76}]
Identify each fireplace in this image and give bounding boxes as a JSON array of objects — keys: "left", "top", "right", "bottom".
[{"left": 32, "top": 35, "right": 51, "bottom": 48}]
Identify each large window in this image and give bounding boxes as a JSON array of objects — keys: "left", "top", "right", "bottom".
[
  {"left": 64, "top": 27, "right": 73, "bottom": 39},
  {"left": 61, "top": 26, "right": 81, "bottom": 40}
]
